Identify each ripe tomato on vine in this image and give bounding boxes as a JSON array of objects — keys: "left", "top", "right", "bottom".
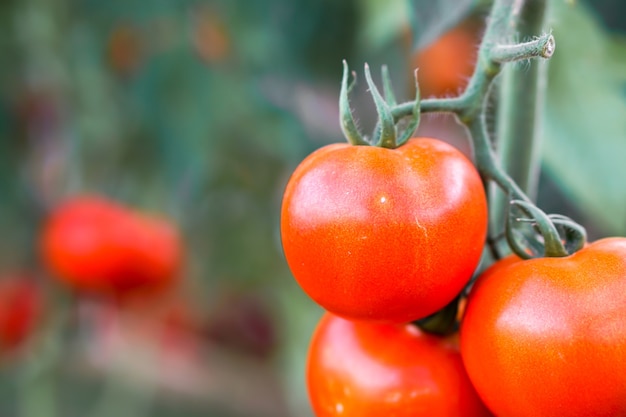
[
  {"left": 461, "top": 238, "right": 626, "bottom": 417},
  {"left": 307, "top": 313, "right": 493, "bottom": 417},
  {"left": 281, "top": 137, "right": 488, "bottom": 323},
  {"left": 280, "top": 0, "right": 620, "bottom": 416}
]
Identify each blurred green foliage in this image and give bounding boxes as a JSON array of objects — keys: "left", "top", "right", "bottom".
[
  {"left": 542, "top": 0, "right": 626, "bottom": 235},
  {"left": 0, "top": 0, "right": 624, "bottom": 416}
]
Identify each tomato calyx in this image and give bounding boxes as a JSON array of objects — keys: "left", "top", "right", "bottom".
[
  {"left": 339, "top": 60, "right": 420, "bottom": 149},
  {"left": 505, "top": 199, "right": 587, "bottom": 259}
]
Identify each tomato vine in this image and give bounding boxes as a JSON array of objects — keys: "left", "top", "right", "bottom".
[
  {"left": 339, "top": 0, "right": 586, "bottom": 262},
  {"left": 280, "top": 1, "right": 626, "bottom": 415}
]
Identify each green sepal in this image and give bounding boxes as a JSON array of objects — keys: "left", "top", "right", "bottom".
[
  {"left": 507, "top": 200, "right": 569, "bottom": 258},
  {"left": 339, "top": 60, "right": 369, "bottom": 146},
  {"left": 381, "top": 65, "right": 397, "bottom": 106},
  {"left": 396, "top": 69, "right": 421, "bottom": 147},
  {"left": 364, "top": 63, "right": 397, "bottom": 149},
  {"left": 548, "top": 214, "right": 587, "bottom": 255}
]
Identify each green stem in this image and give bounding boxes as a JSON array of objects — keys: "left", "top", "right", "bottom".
[
  {"left": 467, "top": 119, "right": 530, "bottom": 204},
  {"left": 403, "top": 0, "right": 569, "bottom": 260},
  {"left": 491, "top": 34, "right": 555, "bottom": 62},
  {"left": 391, "top": 0, "right": 583, "bottom": 334},
  {"left": 492, "top": 0, "right": 550, "bottom": 233},
  {"left": 393, "top": 97, "right": 464, "bottom": 118},
  {"left": 508, "top": 200, "right": 568, "bottom": 257},
  {"left": 451, "top": 1, "right": 532, "bottom": 202},
  {"left": 366, "top": 0, "right": 581, "bottom": 269}
]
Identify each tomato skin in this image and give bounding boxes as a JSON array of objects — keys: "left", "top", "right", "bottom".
[
  {"left": 281, "top": 138, "right": 487, "bottom": 323},
  {"left": 40, "top": 196, "right": 182, "bottom": 297},
  {"left": 307, "top": 313, "right": 493, "bottom": 417},
  {"left": 461, "top": 238, "right": 626, "bottom": 417}
]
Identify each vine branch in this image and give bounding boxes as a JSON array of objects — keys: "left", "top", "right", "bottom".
[
  {"left": 339, "top": 0, "right": 586, "bottom": 262},
  {"left": 398, "top": 0, "right": 584, "bottom": 259},
  {"left": 491, "top": 33, "right": 555, "bottom": 62}
]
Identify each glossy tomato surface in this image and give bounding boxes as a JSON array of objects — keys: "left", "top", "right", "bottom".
[
  {"left": 461, "top": 238, "right": 626, "bottom": 417},
  {"left": 307, "top": 313, "right": 493, "bottom": 417},
  {"left": 281, "top": 138, "right": 487, "bottom": 323},
  {"left": 40, "top": 196, "right": 182, "bottom": 297}
]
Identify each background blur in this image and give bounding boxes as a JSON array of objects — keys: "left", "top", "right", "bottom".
[{"left": 0, "top": 0, "right": 625, "bottom": 416}]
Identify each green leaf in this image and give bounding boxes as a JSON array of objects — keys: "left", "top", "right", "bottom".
[
  {"left": 542, "top": 2, "right": 626, "bottom": 235},
  {"left": 408, "top": 0, "right": 476, "bottom": 50}
]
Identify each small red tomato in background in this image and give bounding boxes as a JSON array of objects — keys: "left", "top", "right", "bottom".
[
  {"left": 307, "top": 313, "right": 493, "bottom": 417},
  {"left": 281, "top": 138, "right": 487, "bottom": 323},
  {"left": 40, "top": 195, "right": 183, "bottom": 298},
  {"left": 0, "top": 276, "right": 42, "bottom": 352},
  {"left": 461, "top": 238, "right": 626, "bottom": 417},
  {"left": 411, "top": 20, "right": 480, "bottom": 98}
]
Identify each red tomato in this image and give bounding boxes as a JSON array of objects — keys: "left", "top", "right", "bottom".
[
  {"left": 412, "top": 21, "right": 480, "bottom": 98},
  {"left": 40, "top": 196, "right": 182, "bottom": 297},
  {"left": 461, "top": 238, "right": 626, "bottom": 417},
  {"left": 307, "top": 313, "right": 493, "bottom": 417},
  {"left": 0, "top": 276, "right": 41, "bottom": 351},
  {"left": 281, "top": 138, "right": 487, "bottom": 323}
]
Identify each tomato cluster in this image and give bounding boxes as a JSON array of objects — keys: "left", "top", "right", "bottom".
[
  {"left": 280, "top": 126, "right": 626, "bottom": 415},
  {"left": 281, "top": 135, "right": 493, "bottom": 415},
  {"left": 40, "top": 195, "right": 183, "bottom": 299}
]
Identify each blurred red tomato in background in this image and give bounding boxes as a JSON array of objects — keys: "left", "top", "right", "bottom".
[{"left": 40, "top": 196, "right": 183, "bottom": 299}]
